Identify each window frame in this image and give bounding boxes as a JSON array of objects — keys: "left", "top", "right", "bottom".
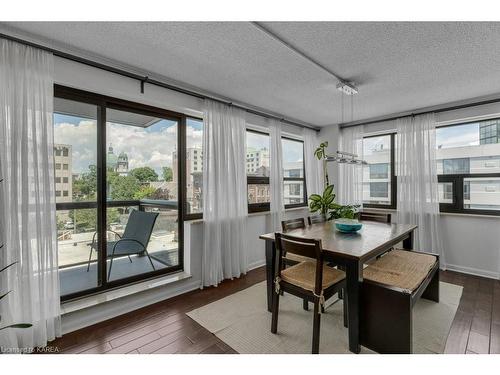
[
  {"left": 437, "top": 120, "right": 500, "bottom": 216},
  {"left": 54, "top": 84, "right": 195, "bottom": 301},
  {"left": 246, "top": 130, "right": 308, "bottom": 213},
  {"left": 184, "top": 116, "right": 204, "bottom": 221},
  {"left": 362, "top": 133, "right": 397, "bottom": 210},
  {"left": 282, "top": 136, "right": 308, "bottom": 209}
]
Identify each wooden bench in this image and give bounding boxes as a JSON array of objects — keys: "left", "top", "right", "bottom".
[{"left": 359, "top": 249, "right": 440, "bottom": 353}]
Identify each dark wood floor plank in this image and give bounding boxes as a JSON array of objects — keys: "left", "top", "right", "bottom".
[
  {"left": 470, "top": 308, "right": 492, "bottom": 337},
  {"left": 106, "top": 331, "right": 162, "bottom": 354},
  {"left": 490, "top": 322, "right": 500, "bottom": 354},
  {"left": 467, "top": 331, "right": 490, "bottom": 354},
  {"left": 153, "top": 337, "right": 193, "bottom": 354},
  {"left": 444, "top": 310, "right": 473, "bottom": 354}
]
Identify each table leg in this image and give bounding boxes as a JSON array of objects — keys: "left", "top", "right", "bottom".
[
  {"left": 402, "top": 230, "right": 414, "bottom": 250},
  {"left": 265, "top": 240, "right": 276, "bottom": 312},
  {"left": 345, "top": 259, "right": 361, "bottom": 354}
]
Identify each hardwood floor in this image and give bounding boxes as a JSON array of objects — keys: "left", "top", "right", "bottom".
[{"left": 47, "top": 267, "right": 499, "bottom": 354}]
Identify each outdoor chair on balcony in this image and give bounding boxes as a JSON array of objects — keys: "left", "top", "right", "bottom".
[{"left": 87, "top": 210, "right": 159, "bottom": 279}]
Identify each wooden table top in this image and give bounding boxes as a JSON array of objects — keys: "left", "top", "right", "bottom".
[{"left": 259, "top": 221, "right": 417, "bottom": 261}]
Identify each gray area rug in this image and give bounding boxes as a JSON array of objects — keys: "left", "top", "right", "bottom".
[{"left": 187, "top": 281, "right": 462, "bottom": 354}]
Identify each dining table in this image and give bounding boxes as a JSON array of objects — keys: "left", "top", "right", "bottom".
[{"left": 259, "top": 220, "right": 418, "bottom": 354}]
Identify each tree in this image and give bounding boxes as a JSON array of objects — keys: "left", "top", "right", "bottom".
[
  {"left": 130, "top": 167, "right": 158, "bottom": 183},
  {"left": 109, "top": 175, "right": 141, "bottom": 201},
  {"left": 162, "top": 166, "right": 173, "bottom": 182},
  {"left": 133, "top": 185, "right": 157, "bottom": 200},
  {"left": 73, "top": 165, "right": 98, "bottom": 200}
]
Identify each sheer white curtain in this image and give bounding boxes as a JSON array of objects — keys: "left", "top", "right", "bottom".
[
  {"left": 303, "top": 127, "right": 324, "bottom": 196},
  {"left": 202, "top": 100, "right": 248, "bottom": 287},
  {"left": 268, "top": 119, "right": 284, "bottom": 231},
  {"left": 396, "top": 114, "right": 445, "bottom": 264},
  {"left": 0, "top": 39, "right": 61, "bottom": 349},
  {"left": 338, "top": 125, "right": 364, "bottom": 206}
]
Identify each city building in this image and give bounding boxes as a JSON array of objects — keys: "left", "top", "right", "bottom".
[
  {"left": 246, "top": 147, "right": 270, "bottom": 175},
  {"left": 172, "top": 147, "right": 203, "bottom": 212},
  {"left": 362, "top": 123, "right": 500, "bottom": 209},
  {"left": 106, "top": 144, "right": 129, "bottom": 175},
  {"left": 54, "top": 144, "right": 72, "bottom": 203}
]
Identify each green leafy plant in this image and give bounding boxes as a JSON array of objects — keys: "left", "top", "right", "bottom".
[
  {"left": 309, "top": 184, "right": 336, "bottom": 218},
  {"left": 0, "top": 260, "right": 32, "bottom": 331},
  {"left": 328, "top": 204, "right": 360, "bottom": 221}
]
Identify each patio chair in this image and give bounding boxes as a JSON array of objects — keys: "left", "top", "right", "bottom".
[{"left": 87, "top": 210, "right": 159, "bottom": 279}]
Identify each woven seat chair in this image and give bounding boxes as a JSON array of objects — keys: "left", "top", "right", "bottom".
[
  {"left": 358, "top": 211, "right": 391, "bottom": 223},
  {"left": 272, "top": 232, "right": 347, "bottom": 354},
  {"left": 281, "top": 218, "right": 313, "bottom": 264},
  {"left": 307, "top": 215, "right": 326, "bottom": 225}
]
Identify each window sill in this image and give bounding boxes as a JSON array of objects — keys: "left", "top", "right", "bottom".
[
  {"left": 185, "top": 205, "right": 310, "bottom": 224},
  {"left": 362, "top": 207, "right": 500, "bottom": 219},
  {"left": 60, "top": 271, "right": 192, "bottom": 315}
]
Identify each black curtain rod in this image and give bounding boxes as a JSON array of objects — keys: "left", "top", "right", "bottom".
[
  {"left": 340, "top": 94, "right": 500, "bottom": 128},
  {"left": 0, "top": 32, "right": 319, "bottom": 131}
]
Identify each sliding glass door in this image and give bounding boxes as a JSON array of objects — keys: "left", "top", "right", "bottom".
[{"left": 54, "top": 86, "right": 184, "bottom": 300}]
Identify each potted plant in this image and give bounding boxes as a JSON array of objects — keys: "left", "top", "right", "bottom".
[{"left": 309, "top": 142, "right": 360, "bottom": 220}]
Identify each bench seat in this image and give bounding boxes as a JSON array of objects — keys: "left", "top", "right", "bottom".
[
  {"left": 363, "top": 250, "right": 437, "bottom": 293},
  {"left": 360, "top": 249, "right": 440, "bottom": 353}
]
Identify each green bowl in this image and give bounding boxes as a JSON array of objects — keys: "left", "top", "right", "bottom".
[{"left": 335, "top": 219, "right": 363, "bottom": 233}]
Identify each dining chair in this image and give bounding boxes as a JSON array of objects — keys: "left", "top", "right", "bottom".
[
  {"left": 272, "top": 232, "right": 347, "bottom": 354},
  {"left": 307, "top": 215, "right": 326, "bottom": 225},
  {"left": 281, "top": 217, "right": 307, "bottom": 232},
  {"left": 358, "top": 211, "right": 391, "bottom": 223}
]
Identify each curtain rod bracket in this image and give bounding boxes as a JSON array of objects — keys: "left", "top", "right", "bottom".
[{"left": 140, "top": 76, "right": 149, "bottom": 94}]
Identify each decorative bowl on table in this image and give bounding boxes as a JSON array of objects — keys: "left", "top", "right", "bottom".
[{"left": 334, "top": 219, "right": 363, "bottom": 233}]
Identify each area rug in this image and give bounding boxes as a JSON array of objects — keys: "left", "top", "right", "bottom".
[{"left": 187, "top": 281, "right": 462, "bottom": 354}]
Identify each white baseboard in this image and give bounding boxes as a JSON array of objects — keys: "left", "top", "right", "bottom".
[
  {"left": 445, "top": 263, "right": 499, "bottom": 280},
  {"left": 248, "top": 259, "right": 266, "bottom": 271},
  {"left": 61, "top": 278, "right": 202, "bottom": 335}
]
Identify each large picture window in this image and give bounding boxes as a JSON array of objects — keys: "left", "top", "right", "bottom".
[
  {"left": 362, "top": 134, "right": 396, "bottom": 208},
  {"left": 246, "top": 130, "right": 307, "bottom": 212},
  {"left": 437, "top": 119, "right": 500, "bottom": 215},
  {"left": 54, "top": 85, "right": 191, "bottom": 300}
]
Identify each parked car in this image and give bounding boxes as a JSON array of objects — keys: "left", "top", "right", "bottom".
[{"left": 64, "top": 221, "right": 74, "bottom": 229}]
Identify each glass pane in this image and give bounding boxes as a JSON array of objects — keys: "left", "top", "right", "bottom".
[
  {"left": 246, "top": 131, "right": 270, "bottom": 177},
  {"left": 54, "top": 98, "right": 98, "bottom": 203},
  {"left": 363, "top": 135, "right": 391, "bottom": 205},
  {"left": 248, "top": 184, "right": 270, "bottom": 204},
  {"left": 284, "top": 180, "right": 305, "bottom": 205},
  {"left": 106, "top": 205, "right": 177, "bottom": 282},
  {"left": 436, "top": 120, "right": 500, "bottom": 175},
  {"left": 438, "top": 182, "right": 454, "bottom": 204},
  {"left": 186, "top": 118, "right": 203, "bottom": 214},
  {"left": 106, "top": 108, "right": 179, "bottom": 282},
  {"left": 57, "top": 208, "right": 99, "bottom": 296},
  {"left": 282, "top": 138, "right": 304, "bottom": 178},
  {"left": 54, "top": 98, "right": 99, "bottom": 297},
  {"left": 463, "top": 177, "right": 500, "bottom": 210}
]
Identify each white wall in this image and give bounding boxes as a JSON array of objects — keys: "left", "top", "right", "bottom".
[
  {"left": 54, "top": 57, "right": 315, "bottom": 333},
  {"left": 319, "top": 105, "right": 500, "bottom": 280}
]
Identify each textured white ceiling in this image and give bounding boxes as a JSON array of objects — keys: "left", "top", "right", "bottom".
[{"left": 4, "top": 21, "right": 500, "bottom": 127}]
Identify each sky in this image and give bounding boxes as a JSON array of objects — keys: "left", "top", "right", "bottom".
[
  {"left": 53, "top": 113, "right": 202, "bottom": 175},
  {"left": 436, "top": 123, "right": 479, "bottom": 149},
  {"left": 246, "top": 131, "right": 303, "bottom": 163}
]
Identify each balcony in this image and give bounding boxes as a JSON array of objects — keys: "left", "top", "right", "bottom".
[{"left": 57, "top": 200, "right": 180, "bottom": 298}]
